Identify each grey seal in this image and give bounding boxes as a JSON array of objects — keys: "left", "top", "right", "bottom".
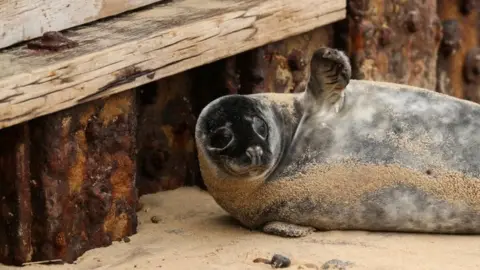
[{"left": 194, "top": 47, "right": 480, "bottom": 237}]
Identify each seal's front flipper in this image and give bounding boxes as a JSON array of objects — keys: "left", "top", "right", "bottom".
[
  {"left": 306, "top": 47, "right": 351, "bottom": 112},
  {"left": 262, "top": 221, "right": 315, "bottom": 237}
]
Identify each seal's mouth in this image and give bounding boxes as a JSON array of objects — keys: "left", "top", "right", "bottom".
[{"left": 223, "top": 158, "right": 268, "bottom": 177}]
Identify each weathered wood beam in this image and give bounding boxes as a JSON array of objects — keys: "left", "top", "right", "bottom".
[
  {"left": 0, "top": 0, "right": 167, "bottom": 49},
  {"left": 0, "top": 0, "right": 346, "bottom": 130}
]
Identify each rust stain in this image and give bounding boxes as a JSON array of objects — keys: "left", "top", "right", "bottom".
[
  {"left": 0, "top": 124, "right": 32, "bottom": 266},
  {"left": 99, "top": 94, "right": 133, "bottom": 126},
  {"left": 26, "top": 31, "right": 78, "bottom": 52},
  {"left": 110, "top": 152, "right": 134, "bottom": 199},
  {"left": 136, "top": 73, "right": 199, "bottom": 195},
  {"left": 24, "top": 89, "right": 137, "bottom": 264},
  {"left": 437, "top": 0, "right": 479, "bottom": 101},
  {"left": 68, "top": 131, "right": 87, "bottom": 195},
  {"left": 342, "top": 0, "right": 441, "bottom": 89}
]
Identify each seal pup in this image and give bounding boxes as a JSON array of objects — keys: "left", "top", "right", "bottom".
[{"left": 195, "top": 47, "right": 480, "bottom": 237}]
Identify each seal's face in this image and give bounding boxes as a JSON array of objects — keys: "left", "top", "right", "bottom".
[{"left": 196, "top": 95, "right": 283, "bottom": 179}]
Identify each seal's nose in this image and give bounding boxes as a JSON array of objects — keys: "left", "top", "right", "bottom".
[
  {"left": 207, "top": 126, "right": 234, "bottom": 151},
  {"left": 245, "top": 146, "right": 263, "bottom": 166}
]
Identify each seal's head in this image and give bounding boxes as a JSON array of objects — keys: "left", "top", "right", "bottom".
[{"left": 195, "top": 94, "right": 284, "bottom": 181}]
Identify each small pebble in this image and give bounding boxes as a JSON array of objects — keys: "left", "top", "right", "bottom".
[
  {"left": 123, "top": 236, "right": 131, "bottom": 243},
  {"left": 271, "top": 254, "right": 291, "bottom": 268},
  {"left": 151, "top": 216, "right": 160, "bottom": 223},
  {"left": 321, "top": 259, "right": 353, "bottom": 270}
]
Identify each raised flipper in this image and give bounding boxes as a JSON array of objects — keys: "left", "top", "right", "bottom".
[
  {"left": 262, "top": 221, "right": 316, "bottom": 237},
  {"left": 305, "top": 47, "right": 352, "bottom": 113}
]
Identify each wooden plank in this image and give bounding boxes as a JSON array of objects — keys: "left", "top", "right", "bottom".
[
  {"left": 0, "top": 0, "right": 167, "bottom": 49},
  {"left": 0, "top": 0, "right": 346, "bottom": 130}
]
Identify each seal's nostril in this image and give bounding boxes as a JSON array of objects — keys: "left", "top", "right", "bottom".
[
  {"left": 255, "top": 146, "right": 263, "bottom": 157},
  {"left": 208, "top": 126, "right": 234, "bottom": 151},
  {"left": 246, "top": 146, "right": 263, "bottom": 166},
  {"left": 246, "top": 147, "right": 257, "bottom": 166}
]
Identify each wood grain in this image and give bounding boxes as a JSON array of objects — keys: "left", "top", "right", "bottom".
[
  {"left": 0, "top": 0, "right": 166, "bottom": 49},
  {"left": 0, "top": 0, "right": 346, "bottom": 130}
]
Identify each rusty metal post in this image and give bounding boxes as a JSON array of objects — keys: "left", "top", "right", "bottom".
[
  {"left": 233, "top": 26, "right": 334, "bottom": 94},
  {"left": 338, "top": 0, "right": 442, "bottom": 89},
  {"left": 26, "top": 91, "right": 138, "bottom": 263},
  {"left": 437, "top": 0, "right": 480, "bottom": 102},
  {"left": 136, "top": 73, "right": 200, "bottom": 196},
  {"left": 0, "top": 124, "right": 32, "bottom": 266}
]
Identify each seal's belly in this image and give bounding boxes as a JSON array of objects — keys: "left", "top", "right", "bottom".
[{"left": 255, "top": 163, "right": 480, "bottom": 233}]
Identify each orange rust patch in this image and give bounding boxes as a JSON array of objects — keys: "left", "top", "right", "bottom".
[
  {"left": 99, "top": 94, "right": 132, "bottom": 126},
  {"left": 68, "top": 131, "right": 86, "bottom": 195},
  {"left": 110, "top": 152, "right": 134, "bottom": 199}
]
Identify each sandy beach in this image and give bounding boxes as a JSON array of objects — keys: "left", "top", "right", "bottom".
[{"left": 3, "top": 186, "right": 480, "bottom": 270}]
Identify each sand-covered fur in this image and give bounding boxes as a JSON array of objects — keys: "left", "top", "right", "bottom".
[{"left": 194, "top": 47, "right": 480, "bottom": 237}]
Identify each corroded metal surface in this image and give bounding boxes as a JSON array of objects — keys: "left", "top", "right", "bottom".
[
  {"left": 136, "top": 74, "right": 199, "bottom": 195},
  {"left": 437, "top": 0, "right": 480, "bottom": 102},
  {"left": 340, "top": 0, "right": 442, "bottom": 89},
  {"left": 27, "top": 91, "right": 137, "bottom": 263},
  {"left": 0, "top": 124, "right": 32, "bottom": 266},
  {"left": 231, "top": 26, "right": 333, "bottom": 94}
]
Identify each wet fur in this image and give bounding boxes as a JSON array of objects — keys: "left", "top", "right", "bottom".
[{"left": 195, "top": 49, "right": 480, "bottom": 235}]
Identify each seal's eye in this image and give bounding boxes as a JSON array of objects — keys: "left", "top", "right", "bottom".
[
  {"left": 252, "top": 116, "right": 268, "bottom": 140},
  {"left": 208, "top": 127, "right": 234, "bottom": 151}
]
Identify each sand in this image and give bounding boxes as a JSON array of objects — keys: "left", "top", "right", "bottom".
[{"left": 3, "top": 186, "right": 480, "bottom": 270}]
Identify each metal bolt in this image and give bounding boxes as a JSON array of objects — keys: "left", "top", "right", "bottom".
[
  {"left": 459, "top": 0, "right": 476, "bottom": 15},
  {"left": 287, "top": 49, "right": 306, "bottom": 71},
  {"left": 440, "top": 20, "right": 460, "bottom": 56},
  {"left": 405, "top": 10, "right": 420, "bottom": 33},
  {"left": 359, "top": 20, "right": 375, "bottom": 39},
  {"left": 464, "top": 48, "right": 480, "bottom": 84},
  {"left": 379, "top": 26, "right": 394, "bottom": 47},
  {"left": 348, "top": 0, "right": 369, "bottom": 21}
]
